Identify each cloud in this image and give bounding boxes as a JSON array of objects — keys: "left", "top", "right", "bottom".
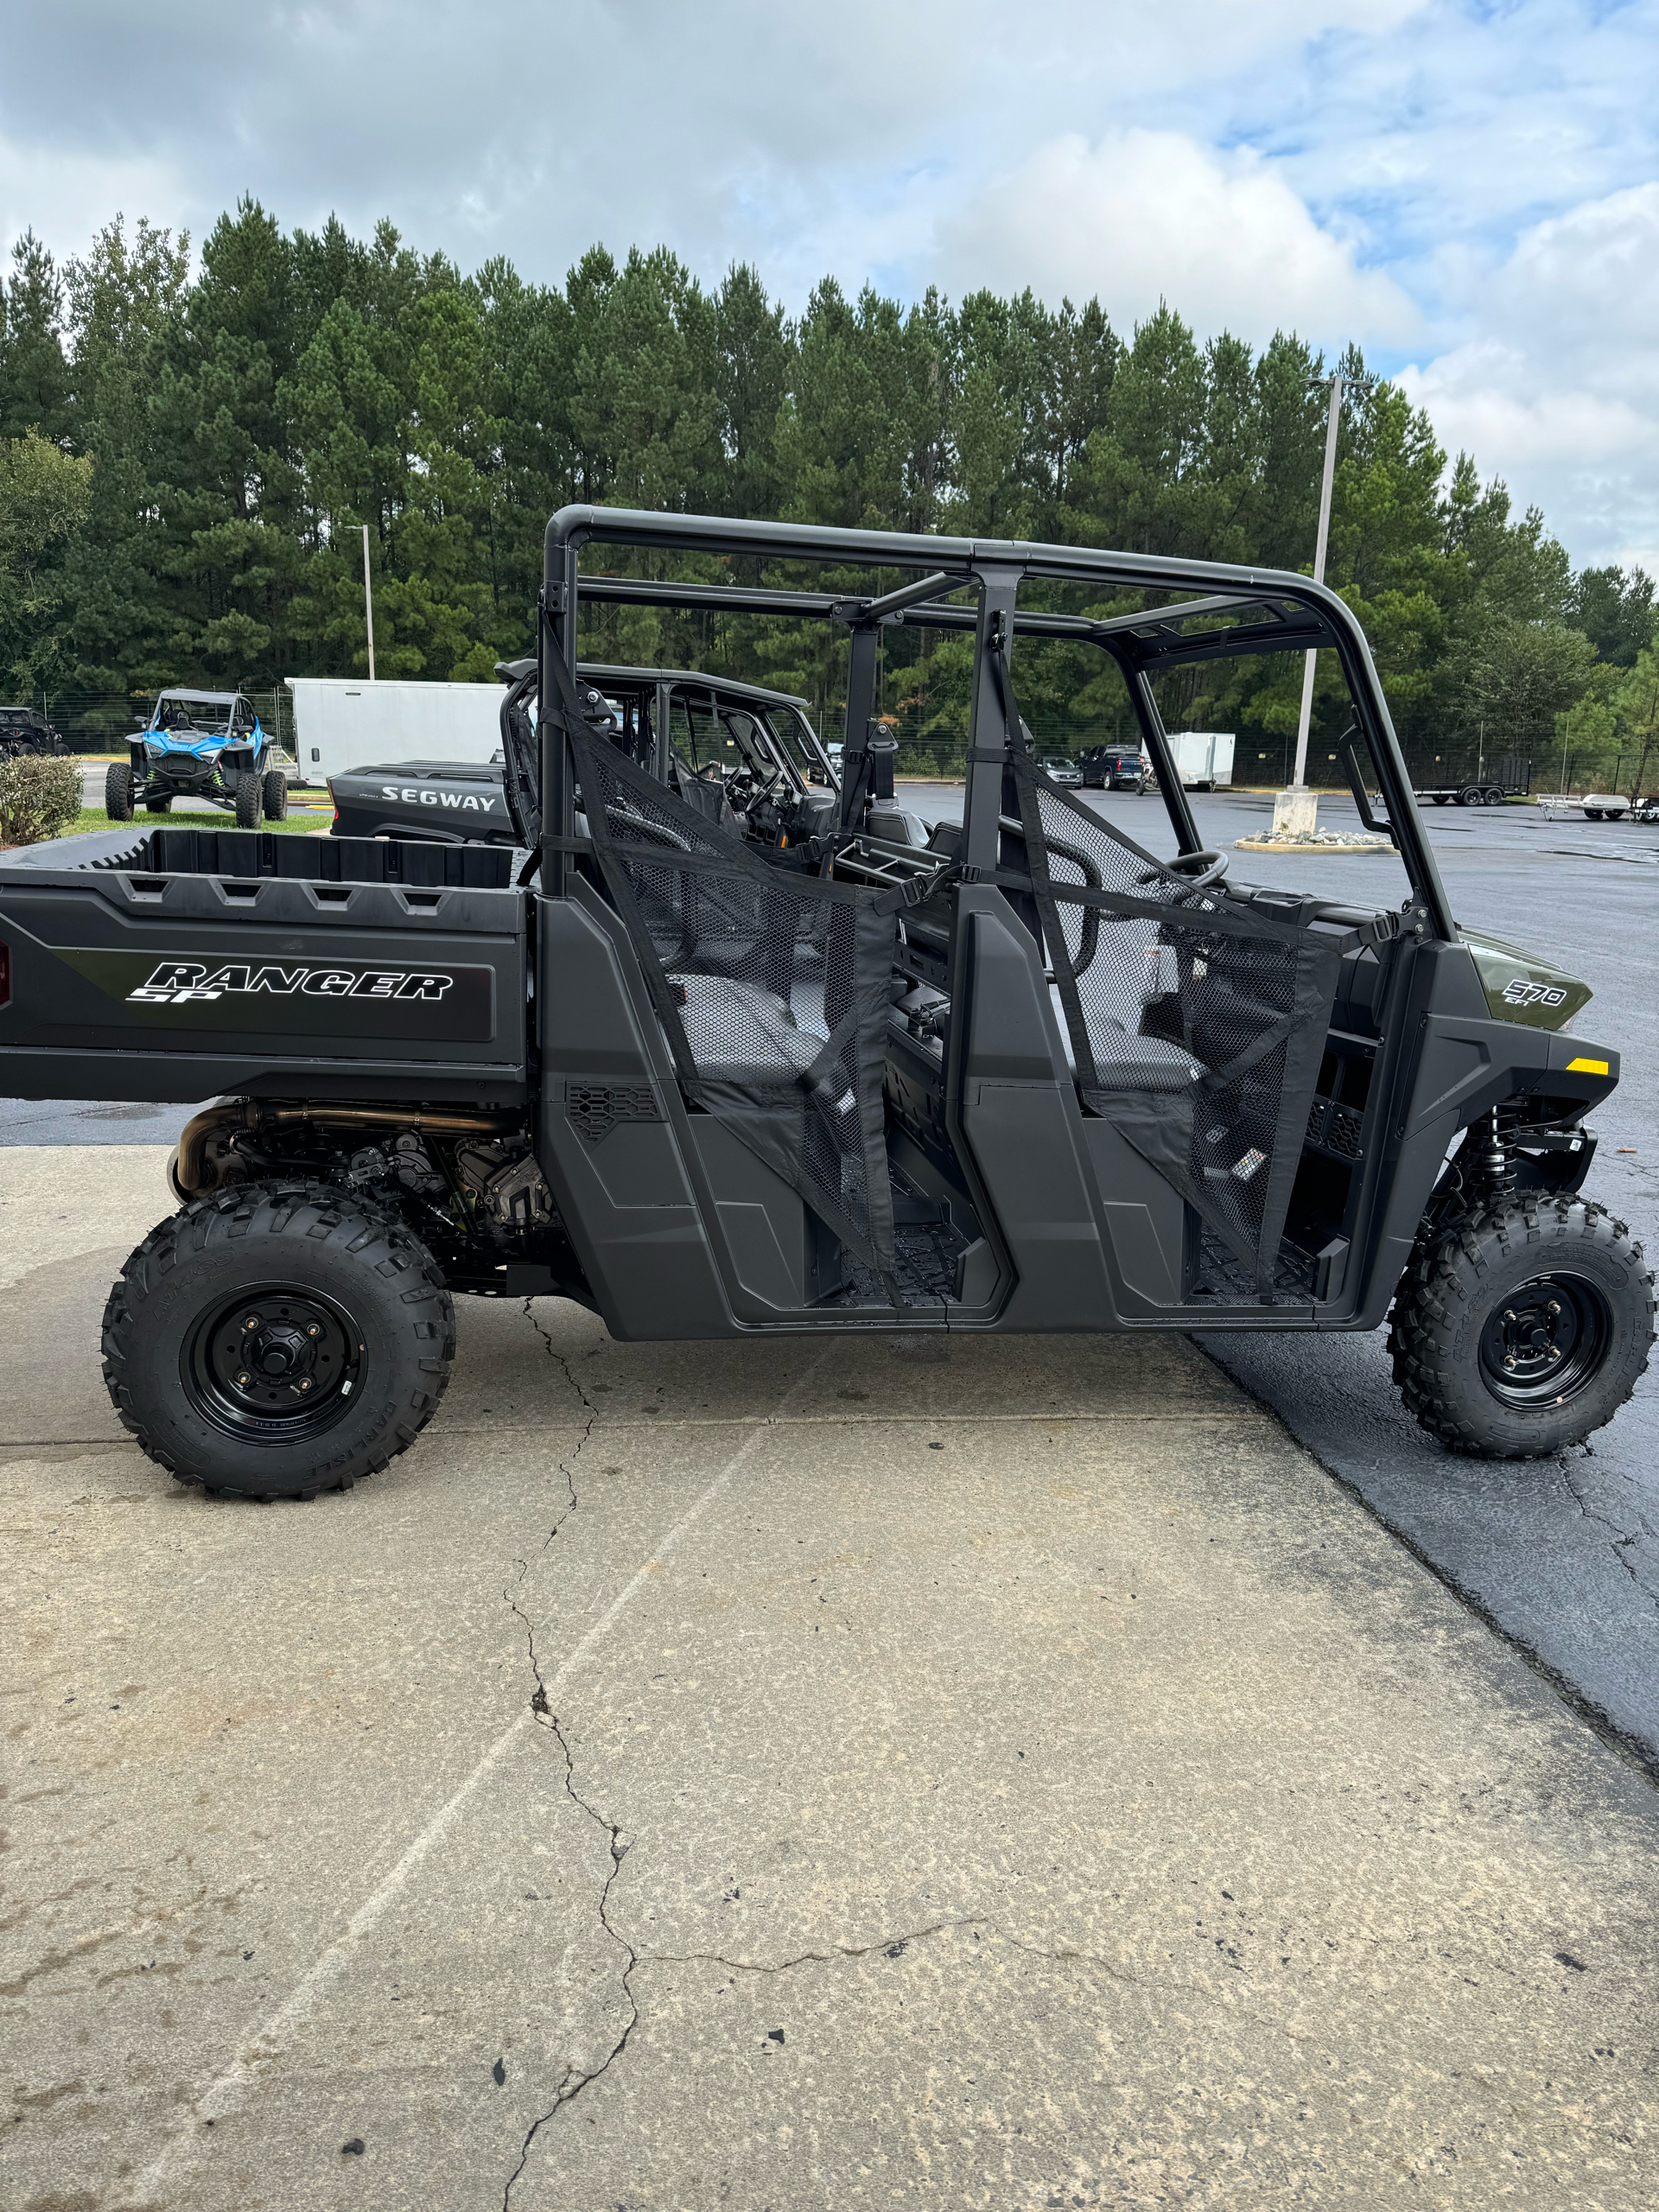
[
  {"left": 0, "top": 135, "right": 189, "bottom": 266},
  {"left": 3, "top": 0, "right": 1658, "bottom": 572},
  {"left": 1400, "top": 184, "right": 1659, "bottom": 571},
  {"left": 932, "top": 128, "right": 1417, "bottom": 346}
]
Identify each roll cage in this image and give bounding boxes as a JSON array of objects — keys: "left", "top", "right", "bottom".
[{"left": 531, "top": 510, "right": 1455, "bottom": 942}]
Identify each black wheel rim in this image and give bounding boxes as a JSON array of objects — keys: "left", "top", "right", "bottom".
[
  {"left": 1478, "top": 1271, "right": 1612, "bottom": 1409},
  {"left": 182, "top": 1281, "right": 365, "bottom": 1444}
]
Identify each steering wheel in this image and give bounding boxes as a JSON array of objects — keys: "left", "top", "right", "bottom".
[{"left": 1135, "top": 848, "right": 1228, "bottom": 892}]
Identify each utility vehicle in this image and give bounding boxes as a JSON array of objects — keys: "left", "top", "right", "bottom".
[
  {"left": 326, "top": 665, "right": 837, "bottom": 848},
  {"left": 0, "top": 705, "right": 68, "bottom": 760},
  {"left": 106, "top": 690, "right": 286, "bottom": 827},
  {"left": 0, "top": 509, "right": 1649, "bottom": 1501}
]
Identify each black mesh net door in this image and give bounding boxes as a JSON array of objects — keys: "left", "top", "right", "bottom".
[
  {"left": 1004, "top": 740, "right": 1340, "bottom": 1296},
  {"left": 569, "top": 724, "right": 899, "bottom": 1279}
]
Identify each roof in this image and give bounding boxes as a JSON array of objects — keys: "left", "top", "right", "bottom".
[
  {"left": 493, "top": 657, "right": 812, "bottom": 715},
  {"left": 152, "top": 690, "right": 245, "bottom": 706}
]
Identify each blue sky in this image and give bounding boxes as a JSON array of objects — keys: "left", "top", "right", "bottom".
[{"left": 4, "top": 0, "right": 1656, "bottom": 575}]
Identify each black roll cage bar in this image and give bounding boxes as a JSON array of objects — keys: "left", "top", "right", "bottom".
[{"left": 540, "top": 506, "right": 1454, "bottom": 940}]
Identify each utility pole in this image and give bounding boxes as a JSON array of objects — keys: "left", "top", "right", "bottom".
[
  {"left": 362, "top": 524, "right": 377, "bottom": 681},
  {"left": 1273, "top": 367, "right": 1371, "bottom": 838}
]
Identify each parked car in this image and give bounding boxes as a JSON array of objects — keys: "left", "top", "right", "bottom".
[
  {"left": 1039, "top": 754, "right": 1084, "bottom": 787},
  {"left": 1079, "top": 745, "right": 1150, "bottom": 791},
  {"left": 106, "top": 690, "right": 286, "bottom": 827},
  {"left": 0, "top": 705, "right": 68, "bottom": 760}
]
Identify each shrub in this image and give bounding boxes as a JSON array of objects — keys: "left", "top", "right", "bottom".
[{"left": 0, "top": 755, "right": 83, "bottom": 846}]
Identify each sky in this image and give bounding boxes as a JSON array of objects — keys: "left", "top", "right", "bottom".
[{"left": 3, "top": 0, "right": 1656, "bottom": 577}]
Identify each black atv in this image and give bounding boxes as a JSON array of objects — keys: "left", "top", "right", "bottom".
[
  {"left": 0, "top": 704, "right": 68, "bottom": 760},
  {"left": 0, "top": 509, "right": 1649, "bottom": 1500},
  {"left": 105, "top": 690, "right": 287, "bottom": 827}
]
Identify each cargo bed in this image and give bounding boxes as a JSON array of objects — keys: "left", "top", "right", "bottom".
[{"left": 0, "top": 828, "right": 529, "bottom": 1106}]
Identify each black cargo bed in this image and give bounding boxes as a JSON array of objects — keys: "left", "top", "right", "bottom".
[{"left": 0, "top": 830, "right": 529, "bottom": 1107}]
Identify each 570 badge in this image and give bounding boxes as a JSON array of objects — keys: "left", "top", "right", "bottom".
[{"left": 129, "top": 961, "right": 455, "bottom": 1006}]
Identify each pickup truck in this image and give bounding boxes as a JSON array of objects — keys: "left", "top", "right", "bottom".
[{"left": 0, "top": 512, "right": 1647, "bottom": 1508}]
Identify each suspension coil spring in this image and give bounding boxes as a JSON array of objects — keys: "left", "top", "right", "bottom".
[{"left": 1482, "top": 1103, "right": 1522, "bottom": 1205}]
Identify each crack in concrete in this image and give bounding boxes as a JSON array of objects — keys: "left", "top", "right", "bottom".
[
  {"left": 646, "top": 1916, "right": 982, "bottom": 1978},
  {"left": 649, "top": 1917, "right": 1162, "bottom": 1993},
  {"left": 503, "top": 1305, "right": 636, "bottom": 2209}
]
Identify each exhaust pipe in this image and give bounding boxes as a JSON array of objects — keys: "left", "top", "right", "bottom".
[{"left": 171, "top": 1098, "right": 519, "bottom": 1201}]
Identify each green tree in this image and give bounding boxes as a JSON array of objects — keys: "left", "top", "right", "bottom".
[
  {"left": 1612, "top": 643, "right": 1659, "bottom": 802},
  {"left": 1457, "top": 617, "right": 1599, "bottom": 761},
  {"left": 0, "top": 232, "right": 71, "bottom": 443},
  {"left": 0, "top": 429, "right": 94, "bottom": 685}
]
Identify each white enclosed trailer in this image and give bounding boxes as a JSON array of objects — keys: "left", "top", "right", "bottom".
[
  {"left": 1165, "top": 731, "right": 1235, "bottom": 791},
  {"left": 285, "top": 678, "right": 504, "bottom": 782}
]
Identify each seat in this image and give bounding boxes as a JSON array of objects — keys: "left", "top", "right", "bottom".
[{"left": 669, "top": 974, "right": 827, "bottom": 1085}]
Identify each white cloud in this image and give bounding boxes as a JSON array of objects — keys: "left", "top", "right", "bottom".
[
  {"left": 1400, "top": 184, "right": 1659, "bottom": 570},
  {"left": 5, "top": 0, "right": 1659, "bottom": 573},
  {"left": 933, "top": 128, "right": 1417, "bottom": 346},
  {"left": 0, "top": 135, "right": 189, "bottom": 265}
]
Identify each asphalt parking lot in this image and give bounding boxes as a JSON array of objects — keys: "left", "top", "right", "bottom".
[{"left": 3, "top": 791, "right": 1658, "bottom": 2207}]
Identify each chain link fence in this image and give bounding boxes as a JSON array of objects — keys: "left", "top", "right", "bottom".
[{"left": 10, "top": 689, "right": 293, "bottom": 756}]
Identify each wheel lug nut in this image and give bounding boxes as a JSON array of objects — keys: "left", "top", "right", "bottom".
[
  {"left": 1548, "top": 1346, "right": 1561, "bottom": 1360},
  {"left": 307, "top": 1324, "right": 320, "bottom": 1337},
  {"left": 237, "top": 1372, "right": 249, "bottom": 1385},
  {"left": 1547, "top": 1300, "right": 1560, "bottom": 1316},
  {"left": 1502, "top": 1309, "right": 1516, "bottom": 1322},
  {"left": 298, "top": 1379, "right": 311, "bottom": 1390}
]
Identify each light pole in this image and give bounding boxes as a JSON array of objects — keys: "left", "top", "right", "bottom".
[
  {"left": 362, "top": 524, "right": 377, "bottom": 682},
  {"left": 1273, "top": 367, "right": 1373, "bottom": 838}
]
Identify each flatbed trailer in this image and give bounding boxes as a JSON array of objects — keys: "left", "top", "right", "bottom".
[
  {"left": 0, "top": 517, "right": 1648, "bottom": 1501},
  {"left": 1414, "top": 752, "right": 1532, "bottom": 806}
]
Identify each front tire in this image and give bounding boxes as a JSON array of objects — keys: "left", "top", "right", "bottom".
[
  {"left": 262, "top": 768, "right": 289, "bottom": 821},
  {"left": 1389, "top": 1198, "right": 1654, "bottom": 1458},
  {"left": 105, "top": 762, "right": 134, "bottom": 820},
  {"left": 101, "top": 1181, "right": 455, "bottom": 1499},
  {"left": 233, "top": 772, "right": 261, "bottom": 829}
]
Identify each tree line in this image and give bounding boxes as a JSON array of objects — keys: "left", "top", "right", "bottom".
[{"left": 1, "top": 197, "right": 1656, "bottom": 792}]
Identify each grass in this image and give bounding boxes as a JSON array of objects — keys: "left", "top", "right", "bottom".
[{"left": 54, "top": 805, "right": 331, "bottom": 840}]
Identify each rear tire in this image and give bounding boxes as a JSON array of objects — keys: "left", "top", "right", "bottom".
[
  {"left": 233, "top": 772, "right": 260, "bottom": 829},
  {"left": 146, "top": 793, "right": 172, "bottom": 814},
  {"left": 105, "top": 762, "right": 134, "bottom": 820},
  {"left": 262, "top": 768, "right": 289, "bottom": 821},
  {"left": 101, "top": 1181, "right": 455, "bottom": 1499},
  {"left": 1389, "top": 1198, "right": 1654, "bottom": 1458},
  {"left": 1458, "top": 786, "right": 1480, "bottom": 806}
]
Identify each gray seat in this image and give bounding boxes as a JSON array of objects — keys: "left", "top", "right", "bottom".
[
  {"left": 1048, "top": 985, "right": 1202, "bottom": 1090},
  {"left": 670, "top": 974, "right": 827, "bottom": 1085},
  {"left": 1088, "top": 1030, "right": 1204, "bottom": 1093}
]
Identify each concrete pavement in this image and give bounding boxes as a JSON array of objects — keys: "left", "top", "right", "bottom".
[{"left": 4, "top": 1146, "right": 1659, "bottom": 2208}]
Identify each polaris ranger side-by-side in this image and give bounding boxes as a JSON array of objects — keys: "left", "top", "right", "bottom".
[{"left": 0, "top": 511, "right": 1649, "bottom": 1500}]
